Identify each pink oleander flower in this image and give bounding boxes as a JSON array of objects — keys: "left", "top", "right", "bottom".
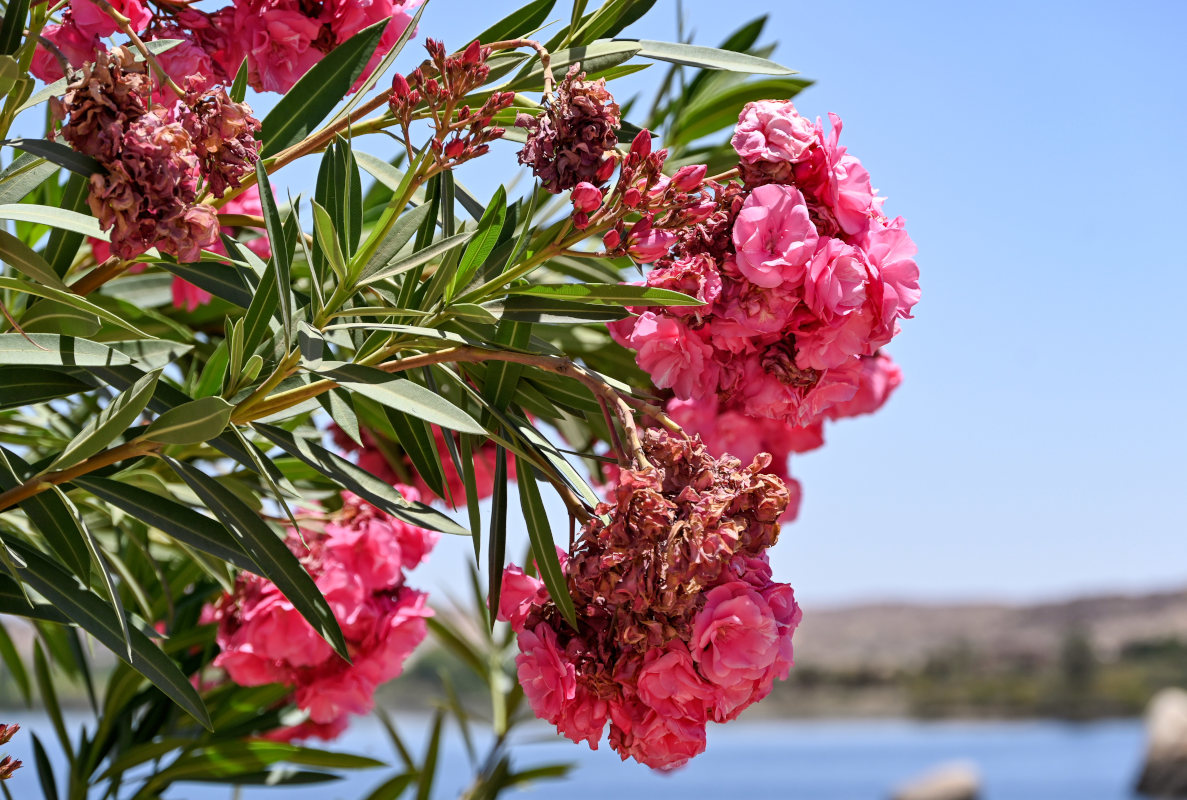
[
  {"left": 732, "top": 184, "right": 818, "bottom": 288},
  {"left": 732, "top": 100, "right": 820, "bottom": 166},
  {"left": 503, "top": 430, "right": 795, "bottom": 770},
  {"left": 237, "top": 7, "right": 323, "bottom": 93},
  {"left": 515, "top": 624, "right": 576, "bottom": 723},
  {"left": 609, "top": 704, "right": 707, "bottom": 772},
  {"left": 71, "top": 0, "right": 152, "bottom": 38},
  {"left": 31, "top": 17, "right": 101, "bottom": 83},
  {"left": 326, "top": 0, "right": 421, "bottom": 92},
  {"left": 498, "top": 564, "right": 546, "bottom": 633},
  {"left": 644, "top": 253, "right": 723, "bottom": 316},
  {"left": 690, "top": 581, "right": 780, "bottom": 688},
  {"left": 862, "top": 217, "right": 921, "bottom": 345},
  {"left": 827, "top": 352, "right": 902, "bottom": 419},
  {"left": 804, "top": 237, "right": 870, "bottom": 320},
  {"left": 147, "top": 27, "right": 218, "bottom": 103},
  {"left": 735, "top": 344, "right": 861, "bottom": 425},
  {"left": 627, "top": 312, "right": 717, "bottom": 400},
  {"left": 207, "top": 492, "right": 436, "bottom": 742}
]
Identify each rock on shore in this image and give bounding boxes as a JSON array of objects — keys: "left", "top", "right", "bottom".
[{"left": 1137, "top": 688, "right": 1187, "bottom": 797}]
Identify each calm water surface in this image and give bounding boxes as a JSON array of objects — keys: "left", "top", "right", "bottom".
[{"left": 1, "top": 715, "right": 1148, "bottom": 799}]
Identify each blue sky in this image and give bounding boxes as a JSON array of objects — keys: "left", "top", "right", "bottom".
[{"left": 394, "top": 0, "right": 1187, "bottom": 607}]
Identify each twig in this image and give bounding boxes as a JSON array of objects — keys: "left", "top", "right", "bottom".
[{"left": 93, "top": 0, "right": 188, "bottom": 100}]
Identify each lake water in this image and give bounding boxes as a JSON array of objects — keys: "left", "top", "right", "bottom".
[{"left": 1, "top": 714, "right": 1150, "bottom": 799}]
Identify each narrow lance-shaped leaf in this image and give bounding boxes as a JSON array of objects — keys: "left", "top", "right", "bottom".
[
  {"left": 142, "top": 396, "right": 233, "bottom": 445},
  {"left": 0, "top": 447, "right": 91, "bottom": 580},
  {"left": 313, "top": 363, "right": 487, "bottom": 435},
  {"left": 486, "top": 445, "right": 508, "bottom": 632},
  {"left": 71, "top": 475, "right": 256, "bottom": 571},
  {"left": 0, "top": 203, "right": 105, "bottom": 238},
  {"left": 0, "top": 276, "right": 156, "bottom": 338},
  {"left": 254, "top": 160, "right": 293, "bottom": 343},
  {"left": 358, "top": 230, "right": 475, "bottom": 288},
  {"left": 516, "top": 457, "right": 578, "bottom": 629},
  {"left": 622, "top": 38, "right": 795, "bottom": 74},
  {"left": 0, "top": 230, "right": 69, "bottom": 289},
  {"left": 251, "top": 423, "right": 469, "bottom": 536},
  {"left": 447, "top": 184, "right": 507, "bottom": 302},
  {"left": 2, "top": 539, "right": 213, "bottom": 730},
  {"left": 50, "top": 369, "right": 160, "bottom": 470},
  {"left": 163, "top": 456, "right": 349, "bottom": 660},
  {"left": 3, "top": 139, "right": 101, "bottom": 177}
]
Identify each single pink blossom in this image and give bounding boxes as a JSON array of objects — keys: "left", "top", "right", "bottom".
[
  {"left": 71, "top": 0, "right": 152, "bottom": 38},
  {"left": 732, "top": 100, "right": 820, "bottom": 165},
  {"left": 690, "top": 580, "right": 781, "bottom": 688},
  {"left": 515, "top": 624, "right": 576, "bottom": 723},
  {"left": 627, "top": 312, "right": 718, "bottom": 400},
  {"left": 31, "top": 19, "right": 100, "bottom": 83},
  {"left": 497, "top": 564, "right": 546, "bottom": 632},
  {"left": 732, "top": 184, "right": 818, "bottom": 288}
]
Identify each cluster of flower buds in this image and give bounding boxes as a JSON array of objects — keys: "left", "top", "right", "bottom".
[
  {"left": 607, "top": 101, "right": 920, "bottom": 515},
  {"left": 204, "top": 492, "right": 436, "bottom": 742},
  {"left": 590, "top": 130, "right": 716, "bottom": 258},
  {"left": 389, "top": 39, "right": 514, "bottom": 170},
  {"left": 516, "top": 64, "right": 621, "bottom": 194},
  {"left": 0, "top": 723, "right": 19, "bottom": 780},
  {"left": 51, "top": 46, "right": 260, "bottom": 261},
  {"left": 499, "top": 430, "right": 800, "bottom": 771}
]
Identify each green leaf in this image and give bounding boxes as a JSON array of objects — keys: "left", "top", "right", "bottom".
[
  {"left": 669, "top": 77, "right": 813, "bottom": 145},
  {"left": 516, "top": 458, "right": 578, "bottom": 629},
  {"left": 230, "top": 58, "right": 249, "bottom": 103},
  {"left": 355, "top": 203, "right": 433, "bottom": 284},
  {"left": 415, "top": 711, "right": 444, "bottom": 800},
  {"left": 312, "top": 201, "right": 348, "bottom": 280},
  {"left": 0, "top": 229, "right": 68, "bottom": 289},
  {"left": 358, "top": 230, "right": 475, "bottom": 287},
  {"left": 473, "top": 0, "right": 556, "bottom": 44},
  {"left": 363, "top": 773, "right": 416, "bottom": 800},
  {"left": 3, "top": 138, "right": 101, "bottom": 177},
  {"left": 623, "top": 38, "right": 795, "bottom": 74},
  {"left": 50, "top": 369, "right": 160, "bottom": 470},
  {"left": 448, "top": 184, "right": 507, "bottom": 301},
  {"left": 71, "top": 476, "right": 256, "bottom": 571},
  {"left": 503, "top": 41, "right": 642, "bottom": 91},
  {"left": 3, "top": 539, "right": 212, "bottom": 730},
  {"left": 163, "top": 456, "right": 349, "bottom": 660},
  {"left": 314, "top": 364, "right": 486, "bottom": 434},
  {"left": 0, "top": 203, "right": 104, "bottom": 238},
  {"left": 260, "top": 20, "right": 389, "bottom": 157},
  {"left": 0, "top": 276, "right": 155, "bottom": 338},
  {"left": 254, "top": 160, "right": 293, "bottom": 343},
  {"left": 252, "top": 423, "right": 469, "bottom": 536},
  {"left": 0, "top": 0, "right": 30, "bottom": 55},
  {"left": 0, "top": 154, "right": 58, "bottom": 205},
  {"left": 505, "top": 282, "right": 703, "bottom": 306},
  {"left": 159, "top": 259, "right": 254, "bottom": 308},
  {"left": 142, "top": 396, "right": 233, "bottom": 445},
  {"left": 487, "top": 295, "right": 629, "bottom": 323},
  {"left": 18, "top": 301, "right": 100, "bottom": 337},
  {"left": 0, "top": 447, "right": 91, "bottom": 579},
  {"left": 0, "top": 623, "right": 31, "bottom": 703},
  {"left": 486, "top": 446, "right": 508, "bottom": 631}
]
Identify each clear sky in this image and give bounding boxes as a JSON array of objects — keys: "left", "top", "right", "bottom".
[
  {"left": 21, "top": 1, "right": 1187, "bottom": 607},
  {"left": 391, "top": 0, "right": 1187, "bottom": 607}
]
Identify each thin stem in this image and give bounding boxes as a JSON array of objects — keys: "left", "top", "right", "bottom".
[
  {"left": 0, "top": 441, "right": 154, "bottom": 514},
  {"left": 69, "top": 257, "right": 128, "bottom": 296},
  {"left": 487, "top": 38, "right": 554, "bottom": 97}
]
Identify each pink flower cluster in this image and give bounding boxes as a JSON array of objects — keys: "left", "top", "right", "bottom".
[
  {"left": 606, "top": 101, "right": 918, "bottom": 512},
  {"left": 34, "top": 0, "right": 420, "bottom": 95},
  {"left": 205, "top": 491, "right": 436, "bottom": 741},
  {"left": 499, "top": 430, "right": 800, "bottom": 771}
]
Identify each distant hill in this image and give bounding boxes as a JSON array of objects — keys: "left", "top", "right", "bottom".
[{"left": 793, "top": 587, "right": 1187, "bottom": 671}]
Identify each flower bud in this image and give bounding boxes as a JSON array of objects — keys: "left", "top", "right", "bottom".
[
  {"left": 596, "top": 155, "right": 617, "bottom": 183},
  {"left": 603, "top": 229, "right": 622, "bottom": 250},
  {"left": 623, "top": 187, "right": 642, "bottom": 208},
  {"left": 462, "top": 39, "right": 483, "bottom": 66},
  {"left": 444, "top": 138, "right": 466, "bottom": 159},
  {"left": 572, "top": 211, "right": 590, "bottom": 230},
  {"left": 672, "top": 164, "right": 707, "bottom": 192},
  {"left": 571, "top": 181, "right": 603, "bottom": 213},
  {"left": 629, "top": 128, "right": 652, "bottom": 159},
  {"left": 392, "top": 72, "right": 411, "bottom": 100}
]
